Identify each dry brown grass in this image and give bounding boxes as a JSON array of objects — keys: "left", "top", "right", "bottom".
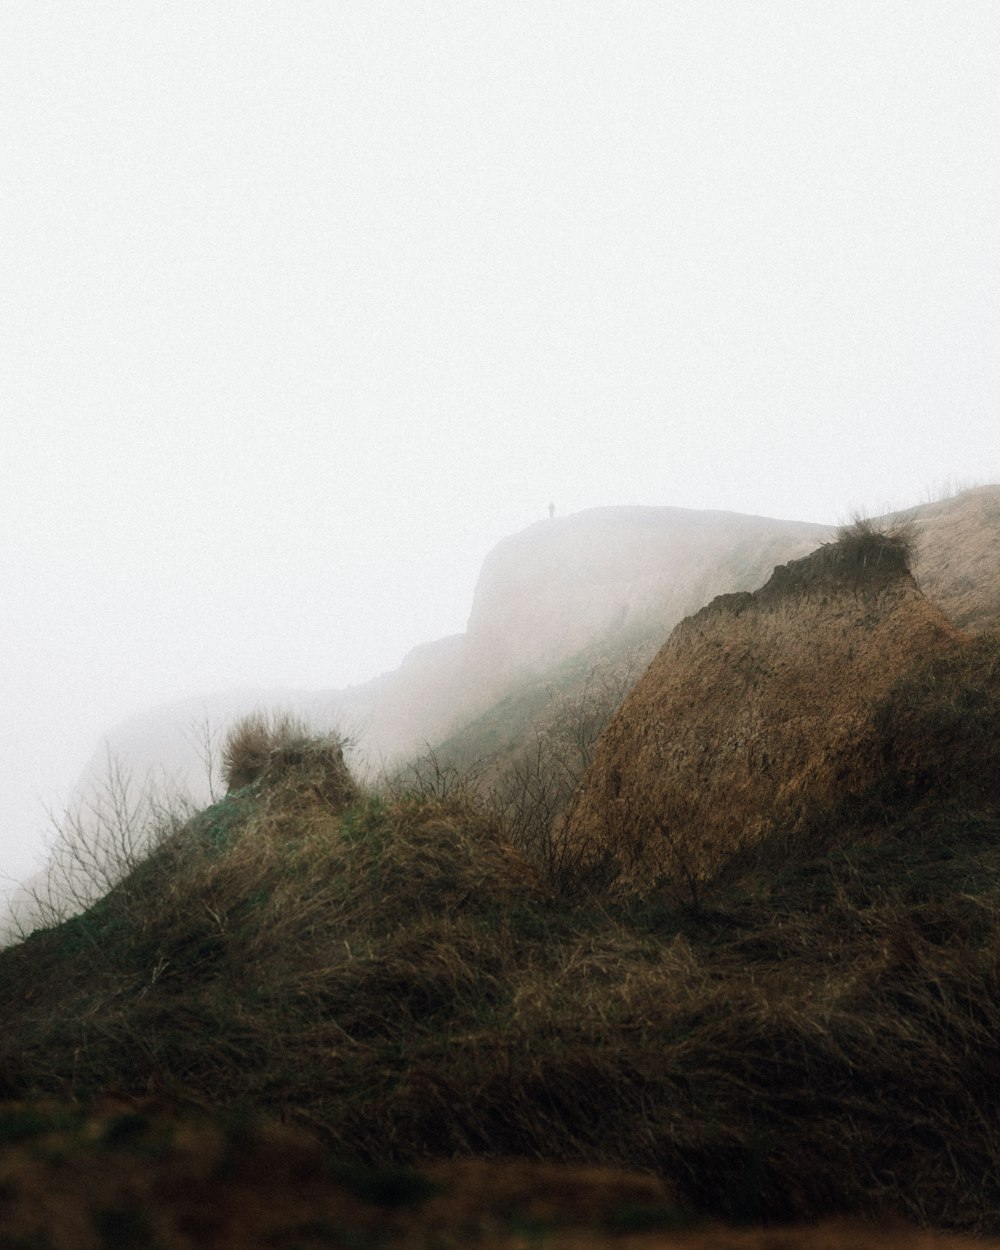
[
  {"left": 5, "top": 709, "right": 1000, "bottom": 1235},
  {"left": 556, "top": 529, "right": 975, "bottom": 898},
  {"left": 222, "top": 709, "right": 353, "bottom": 795}
]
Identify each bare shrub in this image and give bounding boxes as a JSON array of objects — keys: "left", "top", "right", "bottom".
[
  {"left": 17, "top": 751, "right": 196, "bottom": 937},
  {"left": 183, "top": 712, "right": 226, "bottom": 803},
  {"left": 373, "top": 657, "right": 642, "bottom": 896},
  {"left": 384, "top": 745, "right": 487, "bottom": 805}
]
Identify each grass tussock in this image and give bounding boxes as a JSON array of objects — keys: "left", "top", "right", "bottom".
[
  {"left": 222, "top": 709, "right": 358, "bottom": 813},
  {"left": 834, "top": 509, "right": 920, "bottom": 571},
  {"left": 222, "top": 710, "right": 353, "bottom": 797},
  {"left": 5, "top": 666, "right": 1000, "bottom": 1234}
]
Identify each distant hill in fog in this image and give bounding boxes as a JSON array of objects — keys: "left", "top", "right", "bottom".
[
  {"left": 74, "top": 505, "right": 831, "bottom": 796},
  {"left": 5, "top": 486, "right": 999, "bottom": 939}
]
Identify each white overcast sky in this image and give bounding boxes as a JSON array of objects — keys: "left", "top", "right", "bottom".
[{"left": 2, "top": 2, "right": 999, "bottom": 892}]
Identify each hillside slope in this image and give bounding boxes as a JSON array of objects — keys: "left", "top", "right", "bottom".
[
  {"left": 6, "top": 668, "right": 1000, "bottom": 1235},
  {"left": 0, "top": 508, "right": 815, "bottom": 939},
  {"left": 5, "top": 496, "right": 1000, "bottom": 1238},
  {"left": 558, "top": 520, "right": 999, "bottom": 895},
  {"left": 8, "top": 489, "right": 996, "bottom": 944},
  {"left": 64, "top": 487, "right": 1000, "bottom": 814}
]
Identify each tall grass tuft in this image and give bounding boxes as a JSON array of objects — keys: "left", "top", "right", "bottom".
[{"left": 834, "top": 509, "right": 920, "bottom": 570}]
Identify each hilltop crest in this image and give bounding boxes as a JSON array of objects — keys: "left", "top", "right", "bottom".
[{"left": 679, "top": 513, "right": 918, "bottom": 631}]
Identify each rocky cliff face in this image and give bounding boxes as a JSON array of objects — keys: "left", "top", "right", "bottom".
[{"left": 557, "top": 531, "right": 968, "bottom": 894}]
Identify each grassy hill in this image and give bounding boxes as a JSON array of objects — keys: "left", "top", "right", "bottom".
[
  {"left": 3, "top": 557, "right": 1000, "bottom": 1244},
  {"left": 4, "top": 496, "right": 1000, "bottom": 1245},
  {"left": 558, "top": 516, "right": 999, "bottom": 894},
  {"left": 418, "top": 487, "right": 1000, "bottom": 826}
]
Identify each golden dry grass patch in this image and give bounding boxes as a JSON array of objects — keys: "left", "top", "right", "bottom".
[{"left": 558, "top": 534, "right": 968, "bottom": 895}]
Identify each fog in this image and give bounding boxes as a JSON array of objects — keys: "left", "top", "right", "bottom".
[{"left": 2, "top": 3, "right": 998, "bottom": 899}]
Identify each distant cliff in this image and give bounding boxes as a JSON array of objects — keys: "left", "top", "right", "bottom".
[
  {"left": 462, "top": 506, "right": 826, "bottom": 701},
  {"left": 55, "top": 488, "right": 1000, "bottom": 805},
  {"left": 6, "top": 489, "right": 998, "bottom": 941},
  {"left": 74, "top": 506, "right": 829, "bottom": 798}
]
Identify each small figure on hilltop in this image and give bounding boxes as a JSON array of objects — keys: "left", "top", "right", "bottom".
[{"left": 549, "top": 501, "right": 555, "bottom": 520}]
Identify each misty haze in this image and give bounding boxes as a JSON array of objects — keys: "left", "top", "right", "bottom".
[{"left": 2, "top": 4, "right": 1000, "bottom": 1245}]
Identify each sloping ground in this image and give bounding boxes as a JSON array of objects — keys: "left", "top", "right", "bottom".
[
  {"left": 907, "top": 484, "right": 1000, "bottom": 632},
  {"left": 8, "top": 721, "right": 1000, "bottom": 1235},
  {"left": 557, "top": 528, "right": 998, "bottom": 894},
  {"left": 50, "top": 488, "right": 1000, "bottom": 834},
  {"left": 5, "top": 506, "right": 831, "bottom": 940},
  {"left": 427, "top": 487, "right": 1000, "bottom": 825},
  {"left": 5, "top": 498, "right": 1000, "bottom": 1237},
  {"left": 41, "top": 487, "right": 994, "bottom": 913}
]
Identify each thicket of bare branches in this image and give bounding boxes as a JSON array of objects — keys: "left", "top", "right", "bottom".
[{"left": 16, "top": 751, "right": 196, "bottom": 938}]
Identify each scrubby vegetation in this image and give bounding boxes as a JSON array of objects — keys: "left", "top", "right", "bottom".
[
  {"left": 3, "top": 638, "right": 1000, "bottom": 1238},
  {"left": 420, "top": 653, "right": 647, "bottom": 891},
  {"left": 5, "top": 521, "right": 1000, "bottom": 1240},
  {"left": 834, "top": 509, "right": 920, "bottom": 569},
  {"left": 220, "top": 709, "right": 352, "bottom": 795}
]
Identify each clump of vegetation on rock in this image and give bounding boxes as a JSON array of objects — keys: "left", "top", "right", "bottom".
[
  {"left": 834, "top": 509, "right": 920, "bottom": 570},
  {"left": 222, "top": 709, "right": 358, "bottom": 812}
]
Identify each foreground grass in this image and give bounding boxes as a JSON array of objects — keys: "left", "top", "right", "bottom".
[{"left": 4, "top": 745, "right": 1000, "bottom": 1237}]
